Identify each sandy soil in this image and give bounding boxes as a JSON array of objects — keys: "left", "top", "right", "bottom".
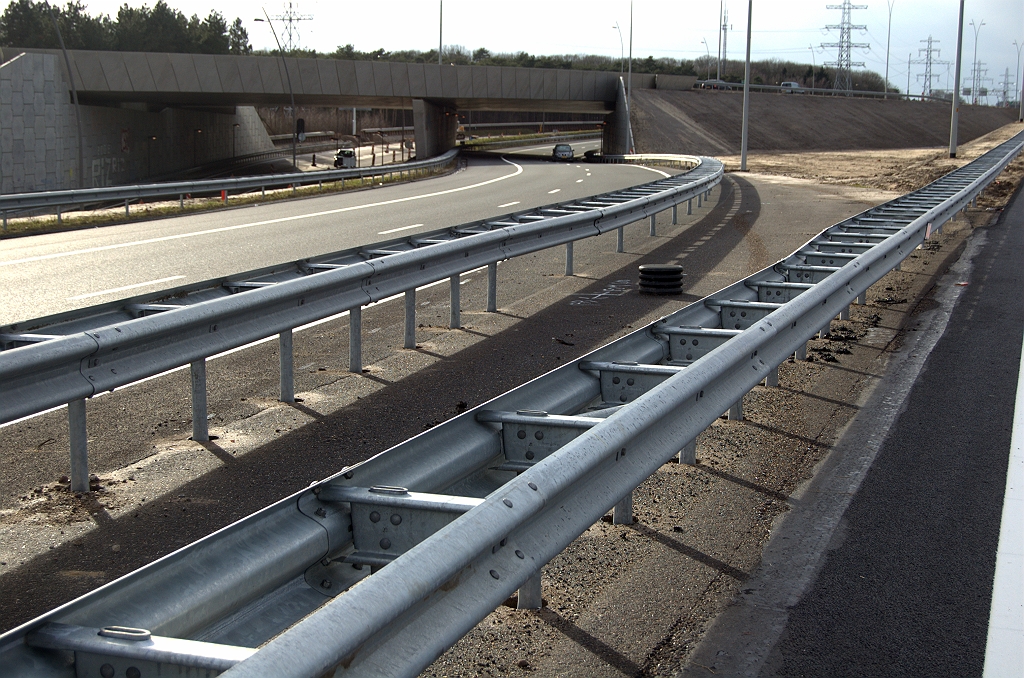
[{"left": 717, "top": 122, "right": 1024, "bottom": 195}]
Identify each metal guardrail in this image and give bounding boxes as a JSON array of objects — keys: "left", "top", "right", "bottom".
[
  {"left": 0, "top": 154, "right": 718, "bottom": 491},
  {"left": 0, "top": 149, "right": 460, "bottom": 218},
  {"left": 461, "top": 130, "right": 602, "bottom": 151},
  {"left": 2, "top": 133, "right": 1020, "bottom": 677}
]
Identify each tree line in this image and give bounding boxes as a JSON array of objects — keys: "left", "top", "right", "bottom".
[
  {"left": 0, "top": 0, "right": 251, "bottom": 54},
  {"left": 0, "top": 0, "right": 893, "bottom": 93}
]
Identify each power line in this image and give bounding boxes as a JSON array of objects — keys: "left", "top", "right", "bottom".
[
  {"left": 270, "top": 1, "right": 313, "bottom": 52},
  {"left": 822, "top": 0, "right": 870, "bottom": 93},
  {"left": 914, "top": 35, "right": 949, "bottom": 96}
]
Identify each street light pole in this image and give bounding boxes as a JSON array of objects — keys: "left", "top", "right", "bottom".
[
  {"left": 740, "top": 0, "right": 752, "bottom": 171},
  {"left": 1014, "top": 40, "right": 1024, "bottom": 121},
  {"left": 969, "top": 19, "right": 985, "bottom": 105},
  {"left": 884, "top": 0, "right": 894, "bottom": 98},
  {"left": 702, "top": 38, "right": 711, "bottom": 81},
  {"left": 255, "top": 11, "right": 297, "bottom": 169},
  {"left": 809, "top": 44, "right": 816, "bottom": 95},
  {"left": 614, "top": 22, "right": 624, "bottom": 73},
  {"left": 438, "top": 1, "right": 443, "bottom": 66},
  {"left": 950, "top": 0, "right": 965, "bottom": 157}
]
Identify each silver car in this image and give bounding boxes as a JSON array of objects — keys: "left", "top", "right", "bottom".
[{"left": 552, "top": 143, "right": 574, "bottom": 161}]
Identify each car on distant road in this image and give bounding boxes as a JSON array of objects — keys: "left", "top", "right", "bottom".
[
  {"left": 334, "top": 148, "right": 356, "bottom": 168},
  {"left": 552, "top": 143, "right": 574, "bottom": 161},
  {"left": 695, "top": 79, "right": 735, "bottom": 90},
  {"left": 780, "top": 81, "right": 804, "bottom": 93}
]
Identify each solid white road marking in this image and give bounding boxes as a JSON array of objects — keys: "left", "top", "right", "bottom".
[
  {"left": 1, "top": 158, "right": 525, "bottom": 268},
  {"left": 68, "top": 276, "right": 186, "bottom": 300},
  {"left": 378, "top": 223, "right": 424, "bottom": 235}
]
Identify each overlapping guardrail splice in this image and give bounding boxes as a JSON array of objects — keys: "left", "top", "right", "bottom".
[{"left": 1, "top": 132, "right": 1020, "bottom": 678}]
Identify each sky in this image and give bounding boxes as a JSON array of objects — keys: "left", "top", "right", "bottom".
[{"left": 25, "top": 0, "right": 1024, "bottom": 101}]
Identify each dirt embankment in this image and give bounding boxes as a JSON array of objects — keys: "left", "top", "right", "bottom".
[{"left": 632, "top": 88, "right": 1019, "bottom": 156}]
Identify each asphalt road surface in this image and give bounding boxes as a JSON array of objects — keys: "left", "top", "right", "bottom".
[
  {"left": 0, "top": 140, "right": 610, "bottom": 325},
  {"left": 682, "top": 180, "right": 1024, "bottom": 676}
]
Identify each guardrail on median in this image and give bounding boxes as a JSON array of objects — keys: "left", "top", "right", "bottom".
[
  {"left": 3, "top": 133, "right": 1019, "bottom": 678},
  {"left": 0, "top": 154, "right": 720, "bottom": 494},
  {"left": 0, "top": 148, "right": 460, "bottom": 224}
]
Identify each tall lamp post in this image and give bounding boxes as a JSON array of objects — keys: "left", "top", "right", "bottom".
[
  {"left": 613, "top": 22, "right": 624, "bottom": 73},
  {"left": 884, "top": 0, "right": 894, "bottom": 98},
  {"left": 969, "top": 19, "right": 985, "bottom": 105},
  {"left": 950, "top": 0, "right": 964, "bottom": 157},
  {"left": 809, "top": 44, "right": 816, "bottom": 94},
  {"left": 255, "top": 11, "right": 297, "bottom": 168},
  {"left": 701, "top": 38, "right": 711, "bottom": 81},
  {"left": 1014, "top": 40, "right": 1024, "bottom": 121}
]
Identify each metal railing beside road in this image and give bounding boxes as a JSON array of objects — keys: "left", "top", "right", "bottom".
[
  {"left": 0, "top": 154, "right": 719, "bottom": 495},
  {"left": 1, "top": 135, "right": 1021, "bottom": 678},
  {"left": 0, "top": 149, "right": 460, "bottom": 222}
]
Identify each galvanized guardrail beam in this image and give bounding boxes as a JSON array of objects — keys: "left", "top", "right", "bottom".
[
  {"left": 1, "top": 133, "right": 1020, "bottom": 678},
  {"left": 0, "top": 149, "right": 460, "bottom": 218},
  {"left": 1, "top": 154, "right": 720, "bottom": 494}
]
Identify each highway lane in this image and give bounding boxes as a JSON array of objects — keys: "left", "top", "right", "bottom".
[{"left": 0, "top": 139, "right": 625, "bottom": 325}]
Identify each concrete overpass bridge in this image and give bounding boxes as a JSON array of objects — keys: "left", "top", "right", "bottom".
[{"left": 0, "top": 48, "right": 694, "bottom": 192}]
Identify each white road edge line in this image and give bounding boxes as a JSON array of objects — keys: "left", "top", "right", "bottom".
[
  {"left": 1, "top": 159, "right": 525, "bottom": 268},
  {"left": 982, "top": 323, "right": 1024, "bottom": 677},
  {"left": 378, "top": 224, "right": 424, "bottom": 235},
  {"left": 68, "top": 276, "right": 186, "bottom": 300}
]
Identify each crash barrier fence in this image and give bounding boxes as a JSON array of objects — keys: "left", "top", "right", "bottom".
[
  {"left": 0, "top": 148, "right": 461, "bottom": 227},
  {"left": 460, "top": 131, "right": 602, "bottom": 151},
  {"left": 0, "top": 154, "right": 720, "bottom": 496},
  {"left": 2, "top": 133, "right": 1021, "bottom": 678}
]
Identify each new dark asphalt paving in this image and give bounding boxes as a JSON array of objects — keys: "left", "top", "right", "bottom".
[{"left": 760, "top": 188, "right": 1024, "bottom": 676}]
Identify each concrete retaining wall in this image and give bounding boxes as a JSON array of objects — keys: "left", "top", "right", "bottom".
[{"left": 0, "top": 52, "right": 275, "bottom": 193}]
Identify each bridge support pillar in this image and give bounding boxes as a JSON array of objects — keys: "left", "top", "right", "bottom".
[
  {"left": 601, "top": 77, "right": 633, "bottom": 154},
  {"left": 413, "top": 99, "right": 458, "bottom": 158}
]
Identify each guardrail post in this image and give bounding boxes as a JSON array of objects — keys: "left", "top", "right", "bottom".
[
  {"left": 649, "top": 214, "right": 657, "bottom": 236},
  {"left": 687, "top": 199, "right": 692, "bottom": 215},
  {"left": 179, "top": 194, "right": 183, "bottom": 209},
  {"left": 616, "top": 226, "right": 624, "bottom": 253},
  {"left": 279, "top": 330, "right": 294, "bottom": 403},
  {"left": 672, "top": 204, "right": 678, "bottom": 225},
  {"left": 565, "top": 242, "right": 574, "bottom": 276},
  {"left": 840, "top": 305, "right": 850, "bottom": 321},
  {"left": 450, "top": 275, "right": 461, "bottom": 329},
  {"left": 517, "top": 570, "right": 543, "bottom": 610},
  {"left": 404, "top": 290, "right": 417, "bottom": 348},
  {"left": 795, "top": 342, "right": 807, "bottom": 361},
  {"left": 678, "top": 437, "right": 697, "bottom": 465},
  {"left": 613, "top": 490, "right": 633, "bottom": 525},
  {"left": 190, "top": 359, "right": 209, "bottom": 442},
  {"left": 261, "top": 187, "right": 265, "bottom": 198},
  {"left": 2, "top": 211, "right": 7, "bottom": 232},
  {"left": 349, "top": 306, "right": 362, "bottom": 373},
  {"left": 487, "top": 263, "right": 498, "bottom": 312},
  {"left": 765, "top": 365, "right": 780, "bottom": 388},
  {"left": 124, "top": 199, "right": 129, "bottom": 217},
  {"left": 56, "top": 206, "right": 61, "bottom": 224},
  {"left": 728, "top": 398, "right": 744, "bottom": 420},
  {"left": 68, "top": 399, "right": 89, "bottom": 493},
  {"left": 819, "top": 322, "right": 831, "bottom": 339},
  {"left": 697, "top": 193, "right": 703, "bottom": 208}
]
